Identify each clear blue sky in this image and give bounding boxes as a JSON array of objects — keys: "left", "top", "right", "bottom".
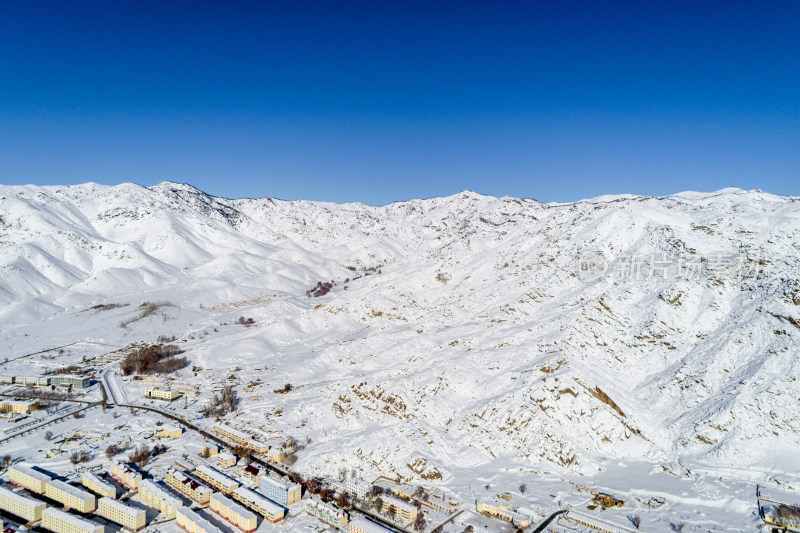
[{"left": 1, "top": 1, "right": 798, "bottom": 204}]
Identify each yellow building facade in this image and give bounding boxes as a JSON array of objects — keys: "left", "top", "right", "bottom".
[
  {"left": 176, "top": 507, "right": 224, "bottom": 533},
  {"left": 46, "top": 480, "right": 96, "bottom": 513},
  {"left": 166, "top": 470, "right": 213, "bottom": 505},
  {"left": 111, "top": 461, "right": 142, "bottom": 490},
  {"left": 210, "top": 493, "right": 258, "bottom": 533},
  {"left": 82, "top": 473, "right": 116, "bottom": 499},
  {"left": 0, "top": 485, "right": 47, "bottom": 522},
  {"left": 9, "top": 465, "right": 51, "bottom": 494},
  {"left": 42, "top": 507, "right": 104, "bottom": 533},
  {"left": 137, "top": 480, "right": 182, "bottom": 518},
  {"left": 98, "top": 497, "right": 146, "bottom": 531}
]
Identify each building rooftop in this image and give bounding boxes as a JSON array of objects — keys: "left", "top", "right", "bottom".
[
  {"left": 0, "top": 486, "right": 45, "bottom": 507},
  {"left": 99, "top": 497, "right": 144, "bottom": 516},
  {"left": 233, "top": 487, "right": 284, "bottom": 515},
  {"left": 83, "top": 473, "right": 115, "bottom": 491},
  {"left": 48, "top": 480, "right": 95, "bottom": 501},
  {"left": 196, "top": 465, "right": 239, "bottom": 488},
  {"left": 168, "top": 470, "right": 212, "bottom": 494},
  {"left": 138, "top": 480, "right": 182, "bottom": 507},
  {"left": 210, "top": 493, "right": 257, "bottom": 521},
  {"left": 177, "top": 507, "right": 224, "bottom": 533},
  {"left": 215, "top": 423, "right": 251, "bottom": 441},
  {"left": 260, "top": 475, "right": 299, "bottom": 491},
  {"left": 11, "top": 465, "right": 51, "bottom": 482},
  {"left": 42, "top": 507, "right": 103, "bottom": 533},
  {"left": 381, "top": 495, "right": 416, "bottom": 513}
]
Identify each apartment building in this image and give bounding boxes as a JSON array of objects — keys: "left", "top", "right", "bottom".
[
  {"left": 0, "top": 375, "right": 14, "bottom": 384},
  {"left": 97, "top": 497, "right": 146, "bottom": 531},
  {"left": 110, "top": 461, "right": 142, "bottom": 490},
  {"left": 231, "top": 487, "right": 284, "bottom": 523},
  {"left": 247, "top": 439, "right": 269, "bottom": 454},
  {"left": 241, "top": 464, "right": 265, "bottom": 485},
  {"left": 378, "top": 495, "right": 417, "bottom": 521},
  {"left": 82, "top": 473, "right": 116, "bottom": 499},
  {"left": 0, "top": 399, "right": 39, "bottom": 414},
  {"left": 0, "top": 486, "right": 46, "bottom": 522},
  {"left": 213, "top": 424, "right": 250, "bottom": 446},
  {"left": 144, "top": 388, "right": 179, "bottom": 401},
  {"left": 49, "top": 375, "right": 91, "bottom": 389},
  {"left": 46, "top": 480, "right": 96, "bottom": 513},
  {"left": 258, "top": 475, "right": 301, "bottom": 506},
  {"left": 305, "top": 498, "right": 349, "bottom": 528},
  {"left": 209, "top": 493, "right": 257, "bottom": 533},
  {"left": 216, "top": 452, "right": 236, "bottom": 468},
  {"left": 137, "top": 480, "right": 182, "bottom": 518},
  {"left": 41, "top": 508, "right": 104, "bottom": 533},
  {"left": 165, "top": 470, "right": 213, "bottom": 505},
  {"left": 349, "top": 517, "right": 394, "bottom": 533},
  {"left": 9, "top": 465, "right": 52, "bottom": 494},
  {"left": 194, "top": 465, "right": 239, "bottom": 494},
  {"left": 175, "top": 507, "right": 224, "bottom": 533},
  {"left": 200, "top": 443, "right": 220, "bottom": 457},
  {"left": 345, "top": 477, "right": 371, "bottom": 501}
]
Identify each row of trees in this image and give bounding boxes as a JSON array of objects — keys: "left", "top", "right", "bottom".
[
  {"left": 121, "top": 343, "right": 186, "bottom": 375},
  {"left": 200, "top": 385, "right": 238, "bottom": 418}
]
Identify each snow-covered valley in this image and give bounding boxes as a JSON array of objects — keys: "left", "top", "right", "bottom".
[{"left": 1, "top": 182, "right": 799, "bottom": 531}]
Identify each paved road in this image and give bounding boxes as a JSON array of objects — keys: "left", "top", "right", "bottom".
[{"left": 531, "top": 509, "right": 567, "bottom": 533}]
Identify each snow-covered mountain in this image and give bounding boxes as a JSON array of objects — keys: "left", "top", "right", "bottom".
[{"left": 1, "top": 181, "right": 799, "bottom": 482}]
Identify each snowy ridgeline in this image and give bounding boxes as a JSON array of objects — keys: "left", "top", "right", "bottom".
[{"left": 0, "top": 182, "right": 799, "bottom": 488}]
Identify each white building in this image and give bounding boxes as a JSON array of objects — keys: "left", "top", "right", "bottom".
[
  {"left": 49, "top": 375, "right": 91, "bottom": 389},
  {"left": 231, "top": 486, "right": 285, "bottom": 523},
  {"left": 259, "top": 475, "right": 302, "bottom": 506},
  {"left": 345, "top": 477, "right": 372, "bottom": 501}
]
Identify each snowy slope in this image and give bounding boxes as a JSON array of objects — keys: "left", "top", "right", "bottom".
[{"left": 1, "top": 181, "right": 799, "bottom": 486}]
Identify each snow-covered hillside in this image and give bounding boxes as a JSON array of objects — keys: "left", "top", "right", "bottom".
[{"left": 1, "top": 181, "right": 799, "bottom": 487}]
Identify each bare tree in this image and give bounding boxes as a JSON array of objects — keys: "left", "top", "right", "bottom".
[
  {"left": 44, "top": 431, "right": 53, "bottom": 441},
  {"left": 671, "top": 522, "right": 685, "bottom": 533},
  {"left": 106, "top": 444, "right": 122, "bottom": 458},
  {"left": 519, "top": 483, "right": 527, "bottom": 494},
  {"left": 413, "top": 514, "right": 427, "bottom": 532},
  {"left": 628, "top": 514, "right": 641, "bottom": 530}
]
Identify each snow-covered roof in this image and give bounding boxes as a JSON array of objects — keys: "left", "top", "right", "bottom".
[
  {"left": 0, "top": 486, "right": 45, "bottom": 507},
  {"left": 177, "top": 507, "right": 224, "bottom": 533},
  {"left": 168, "top": 470, "right": 212, "bottom": 494},
  {"left": 232, "top": 487, "right": 283, "bottom": 514},
  {"left": 196, "top": 464, "right": 239, "bottom": 488},
  {"left": 83, "top": 472, "right": 115, "bottom": 491},
  {"left": 138, "top": 479, "right": 182, "bottom": 507},
  {"left": 99, "top": 497, "right": 144, "bottom": 516},
  {"left": 215, "top": 423, "right": 250, "bottom": 441},
  {"left": 210, "top": 493, "right": 256, "bottom": 521},
  {"left": 260, "top": 475, "right": 299, "bottom": 491},
  {"left": 48, "top": 480, "right": 95, "bottom": 501},
  {"left": 42, "top": 508, "right": 103, "bottom": 533},
  {"left": 11, "top": 465, "right": 51, "bottom": 482}
]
